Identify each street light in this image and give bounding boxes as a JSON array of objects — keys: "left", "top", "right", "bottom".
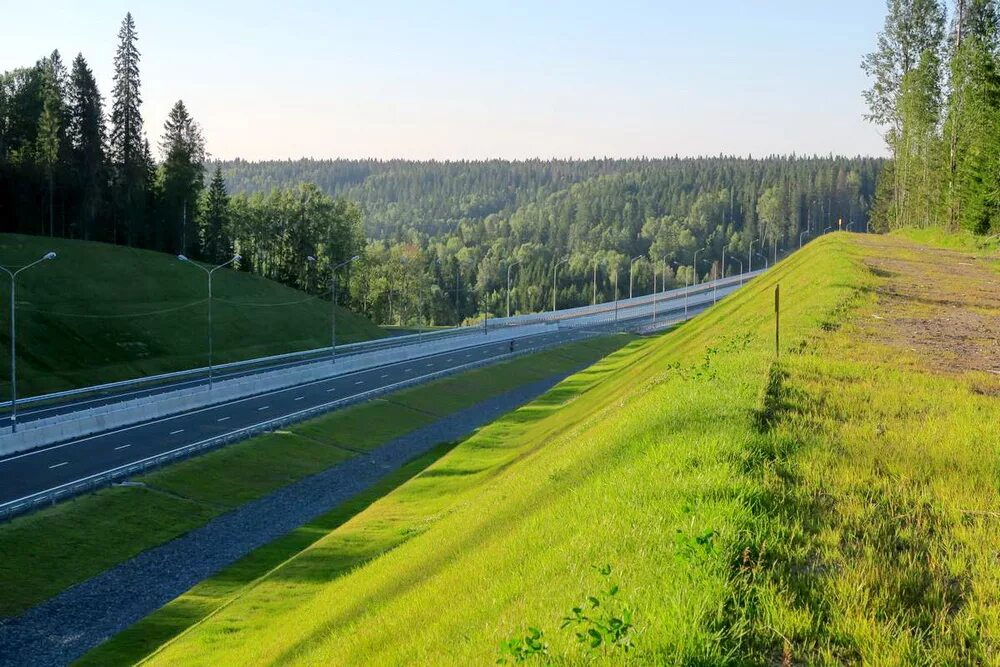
[
  {"left": 731, "top": 257, "right": 744, "bottom": 285},
  {"left": 328, "top": 255, "right": 360, "bottom": 361},
  {"left": 800, "top": 230, "right": 810, "bottom": 248},
  {"left": 749, "top": 237, "right": 759, "bottom": 276},
  {"left": 629, "top": 255, "right": 642, "bottom": 299},
  {"left": 552, "top": 256, "right": 569, "bottom": 312},
  {"left": 592, "top": 257, "right": 602, "bottom": 306},
  {"left": 1, "top": 251, "right": 56, "bottom": 431},
  {"left": 506, "top": 260, "right": 521, "bottom": 319},
  {"left": 178, "top": 253, "right": 240, "bottom": 388},
  {"left": 824, "top": 226, "right": 833, "bottom": 234},
  {"left": 693, "top": 247, "right": 704, "bottom": 285}
]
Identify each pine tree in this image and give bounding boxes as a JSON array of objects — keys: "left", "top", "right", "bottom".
[
  {"left": 201, "top": 166, "right": 232, "bottom": 262},
  {"left": 157, "top": 100, "right": 205, "bottom": 254},
  {"left": 67, "top": 54, "right": 107, "bottom": 240},
  {"left": 36, "top": 68, "right": 61, "bottom": 237},
  {"left": 110, "top": 12, "right": 146, "bottom": 245}
]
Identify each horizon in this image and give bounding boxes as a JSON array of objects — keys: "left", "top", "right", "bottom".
[{"left": 2, "top": 1, "right": 888, "bottom": 161}]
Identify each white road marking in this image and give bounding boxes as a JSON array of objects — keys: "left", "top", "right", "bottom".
[
  {"left": 294, "top": 396, "right": 305, "bottom": 401},
  {"left": 258, "top": 405, "right": 269, "bottom": 411},
  {"left": 404, "top": 368, "right": 412, "bottom": 372},
  {"left": 354, "top": 380, "right": 364, "bottom": 385},
  {"left": 49, "top": 461, "right": 69, "bottom": 469},
  {"left": 114, "top": 444, "right": 131, "bottom": 451},
  {"left": 381, "top": 374, "right": 389, "bottom": 379},
  {"left": 327, "top": 388, "right": 336, "bottom": 392},
  {"left": 217, "top": 416, "right": 230, "bottom": 422},
  {"left": 170, "top": 429, "right": 185, "bottom": 435},
  {"left": 426, "top": 363, "right": 433, "bottom": 367}
]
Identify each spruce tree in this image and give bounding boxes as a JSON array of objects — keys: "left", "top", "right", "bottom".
[
  {"left": 110, "top": 12, "right": 146, "bottom": 245},
  {"left": 157, "top": 100, "right": 205, "bottom": 254},
  {"left": 201, "top": 166, "right": 232, "bottom": 262},
  {"left": 67, "top": 54, "right": 107, "bottom": 241}
]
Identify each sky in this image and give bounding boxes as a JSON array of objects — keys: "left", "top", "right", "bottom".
[{"left": 1, "top": 0, "right": 889, "bottom": 161}]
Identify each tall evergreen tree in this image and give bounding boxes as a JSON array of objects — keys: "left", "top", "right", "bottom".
[
  {"left": 200, "top": 166, "right": 231, "bottom": 262},
  {"left": 109, "top": 12, "right": 146, "bottom": 246},
  {"left": 67, "top": 54, "right": 107, "bottom": 241},
  {"left": 35, "top": 68, "right": 61, "bottom": 237},
  {"left": 157, "top": 99, "right": 205, "bottom": 254}
]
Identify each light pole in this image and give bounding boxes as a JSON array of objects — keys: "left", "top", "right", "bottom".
[
  {"left": 328, "top": 255, "right": 360, "bottom": 361},
  {"left": 749, "top": 238, "right": 758, "bottom": 276},
  {"left": 592, "top": 258, "right": 602, "bottom": 306},
  {"left": 773, "top": 237, "right": 778, "bottom": 265},
  {"left": 552, "top": 256, "right": 569, "bottom": 312},
  {"left": 178, "top": 253, "right": 240, "bottom": 388},
  {"left": 824, "top": 226, "right": 833, "bottom": 234},
  {"left": 506, "top": 261, "right": 521, "bottom": 318},
  {"left": 613, "top": 265, "right": 620, "bottom": 324},
  {"left": 800, "top": 230, "right": 810, "bottom": 248},
  {"left": 732, "top": 257, "right": 744, "bottom": 285},
  {"left": 629, "top": 255, "right": 642, "bottom": 299},
  {"left": 693, "top": 248, "right": 704, "bottom": 285},
  {"left": 1, "top": 251, "right": 56, "bottom": 432},
  {"left": 847, "top": 221, "right": 856, "bottom": 231}
]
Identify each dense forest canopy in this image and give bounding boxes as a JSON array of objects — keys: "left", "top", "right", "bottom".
[
  {"left": 216, "top": 156, "right": 882, "bottom": 324},
  {"left": 2, "top": 12, "right": 886, "bottom": 329},
  {"left": 864, "top": 0, "right": 1000, "bottom": 235}
]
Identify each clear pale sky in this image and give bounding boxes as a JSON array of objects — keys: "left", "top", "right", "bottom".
[{"left": 1, "top": 1, "right": 888, "bottom": 160}]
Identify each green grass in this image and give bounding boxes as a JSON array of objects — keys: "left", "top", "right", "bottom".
[
  {"left": 0, "top": 336, "right": 629, "bottom": 619},
  {"left": 131, "top": 232, "right": 1000, "bottom": 665},
  {"left": 0, "top": 233, "right": 384, "bottom": 397}
]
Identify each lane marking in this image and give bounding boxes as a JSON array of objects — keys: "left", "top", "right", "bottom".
[
  {"left": 404, "top": 368, "right": 412, "bottom": 372},
  {"left": 170, "top": 429, "right": 185, "bottom": 435},
  {"left": 114, "top": 444, "right": 131, "bottom": 451},
  {"left": 354, "top": 380, "right": 364, "bottom": 385},
  {"left": 327, "top": 388, "right": 336, "bottom": 392},
  {"left": 257, "top": 405, "right": 270, "bottom": 411},
  {"left": 380, "top": 373, "right": 389, "bottom": 379},
  {"left": 426, "top": 363, "right": 433, "bottom": 367},
  {"left": 294, "top": 396, "right": 305, "bottom": 401},
  {"left": 48, "top": 461, "right": 69, "bottom": 469},
  {"left": 217, "top": 416, "right": 230, "bottom": 422}
]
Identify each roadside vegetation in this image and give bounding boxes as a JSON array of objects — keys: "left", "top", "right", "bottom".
[
  {"left": 123, "top": 232, "right": 998, "bottom": 665},
  {"left": 0, "top": 335, "right": 627, "bottom": 619},
  {"left": 0, "top": 233, "right": 382, "bottom": 398}
]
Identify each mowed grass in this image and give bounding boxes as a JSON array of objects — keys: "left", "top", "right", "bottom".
[
  {"left": 136, "top": 235, "right": 862, "bottom": 665},
  {"left": 0, "top": 233, "right": 384, "bottom": 397},
  {"left": 0, "top": 336, "right": 628, "bottom": 619},
  {"left": 136, "top": 232, "right": 999, "bottom": 665}
]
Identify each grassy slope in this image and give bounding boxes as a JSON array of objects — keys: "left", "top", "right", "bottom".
[
  {"left": 140, "top": 232, "right": 1000, "bottom": 665},
  {"left": 0, "top": 234, "right": 383, "bottom": 397},
  {"left": 136, "top": 235, "right": 854, "bottom": 665},
  {"left": 0, "top": 336, "right": 628, "bottom": 619}
]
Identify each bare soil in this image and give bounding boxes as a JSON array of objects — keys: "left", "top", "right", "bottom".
[{"left": 858, "top": 235, "right": 1000, "bottom": 378}]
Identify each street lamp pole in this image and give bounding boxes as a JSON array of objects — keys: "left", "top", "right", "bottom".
[
  {"left": 592, "top": 258, "right": 601, "bottom": 306},
  {"left": 1, "top": 251, "right": 57, "bottom": 432},
  {"left": 178, "top": 253, "right": 240, "bottom": 389},
  {"left": 800, "top": 230, "right": 810, "bottom": 248},
  {"left": 613, "top": 267, "right": 619, "bottom": 324},
  {"left": 749, "top": 237, "right": 758, "bottom": 276},
  {"left": 629, "top": 255, "right": 642, "bottom": 299},
  {"left": 693, "top": 248, "right": 703, "bottom": 285},
  {"left": 552, "top": 256, "right": 569, "bottom": 312},
  {"left": 506, "top": 261, "right": 521, "bottom": 318},
  {"left": 329, "top": 255, "right": 360, "bottom": 362}
]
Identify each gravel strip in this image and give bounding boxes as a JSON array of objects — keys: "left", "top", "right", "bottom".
[{"left": 0, "top": 371, "right": 576, "bottom": 667}]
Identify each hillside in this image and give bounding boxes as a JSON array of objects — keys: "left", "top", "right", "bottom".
[
  {"left": 124, "top": 232, "right": 1000, "bottom": 664},
  {"left": 0, "top": 234, "right": 384, "bottom": 398}
]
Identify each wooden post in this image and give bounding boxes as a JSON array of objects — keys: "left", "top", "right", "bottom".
[{"left": 774, "top": 284, "right": 780, "bottom": 356}]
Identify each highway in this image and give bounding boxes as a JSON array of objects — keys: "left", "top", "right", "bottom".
[{"left": 0, "top": 279, "right": 743, "bottom": 514}]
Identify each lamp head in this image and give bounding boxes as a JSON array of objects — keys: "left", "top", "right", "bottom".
[
  {"left": 233, "top": 254, "right": 242, "bottom": 262},
  {"left": 351, "top": 255, "right": 360, "bottom": 261},
  {"left": 43, "top": 251, "right": 56, "bottom": 260},
  {"left": 307, "top": 255, "right": 317, "bottom": 263},
  {"left": 177, "top": 254, "right": 189, "bottom": 262}
]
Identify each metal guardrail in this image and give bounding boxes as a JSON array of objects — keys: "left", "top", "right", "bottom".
[
  {"left": 0, "top": 335, "right": 576, "bottom": 522},
  {"left": 8, "top": 272, "right": 762, "bottom": 420}
]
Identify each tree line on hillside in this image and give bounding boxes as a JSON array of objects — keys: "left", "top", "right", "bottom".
[
  {"left": 865, "top": 0, "right": 1000, "bottom": 234},
  {"left": 0, "top": 13, "right": 364, "bottom": 282},
  {"left": 220, "top": 157, "right": 882, "bottom": 326}
]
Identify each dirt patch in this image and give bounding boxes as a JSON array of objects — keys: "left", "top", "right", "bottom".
[{"left": 857, "top": 235, "right": 1000, "bottom": 376}]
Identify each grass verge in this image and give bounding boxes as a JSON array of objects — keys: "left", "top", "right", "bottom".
[
  {"left": 135, "top": 232, "right": 998, "bottom": 664},
  {"left": 0, "top": 335, "right": 629, "bottom": 619}
]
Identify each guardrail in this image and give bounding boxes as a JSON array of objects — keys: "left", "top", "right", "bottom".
[
  {"left": 0, "top": 333, "right": 580, "bottom": 522},
  {"left": 8, "top": 271, "right": 763, "bottom": 423}
]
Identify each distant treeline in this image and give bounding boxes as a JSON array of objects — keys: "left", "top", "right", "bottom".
[
  {"left": 865, "top": 0, "right": 1000, "bottom": 234},
  {"left": 218, "top": 157, "right": 883, "bottom": 325}
]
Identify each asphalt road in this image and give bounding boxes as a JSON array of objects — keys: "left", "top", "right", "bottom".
[{"left": 0, "top": 283, "right": 737, "bottom": 510}]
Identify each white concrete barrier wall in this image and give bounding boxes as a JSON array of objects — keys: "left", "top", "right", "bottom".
[{"left": 0, "top": 322, "right": 553, "bottom": 456}]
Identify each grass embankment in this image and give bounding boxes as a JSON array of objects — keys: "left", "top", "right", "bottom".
[
  {"left": 0, "top": 336, "right": 628, "bottom": 621},
  {"left": 0, "top": 233, "right": 383, "bottom": 397},
  {"left": 131, "top": 232, "right": 999, "bottom": 665}
]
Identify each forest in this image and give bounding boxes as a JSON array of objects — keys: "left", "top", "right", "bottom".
[
  {"left": 865, "top": 0, "right": 1000, "bottom": 234},
  {"left": 2, "top": 13, "right": 883, "bottom": 327}
]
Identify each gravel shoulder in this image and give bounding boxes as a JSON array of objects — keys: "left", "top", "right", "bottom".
[{"left": 0, "top": 371, "right": 578, "bottom": 667}]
